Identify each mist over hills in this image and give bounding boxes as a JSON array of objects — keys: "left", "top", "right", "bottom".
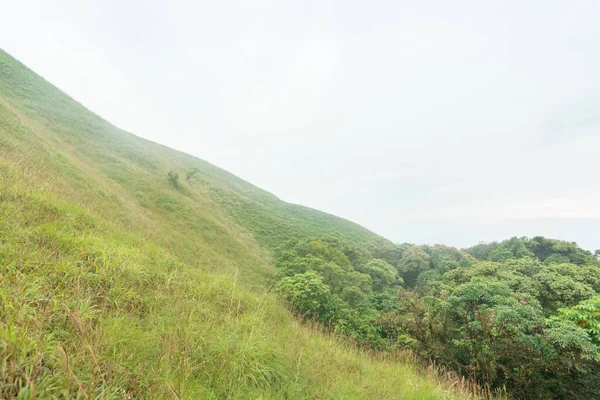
[{"left": 2, "top": 47, "right": 599, "bottom": 399}]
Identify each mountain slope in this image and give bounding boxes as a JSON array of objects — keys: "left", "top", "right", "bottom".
[{"left": 0, "top": 48, "right": 467, "bottom": 399}]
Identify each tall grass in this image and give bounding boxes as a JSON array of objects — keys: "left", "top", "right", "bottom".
[
  {"left": 0, "top": 48, "right": 495, "bottom": 399},
  {"left": 1, "top": 169, "right": 480, "bottom": 398}
]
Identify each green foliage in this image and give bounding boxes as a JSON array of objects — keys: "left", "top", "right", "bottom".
[
  {"left": 398, "top": 246, "right": 432, "bottom": 286},
  {"left": 534, "top": 263, "right": 600, "bottom": 312},
  {"left": 273, "top": 238, "right": 410, "bottom": 346},
  {"left": 464, "top": 242, "right": 500, "bottom": 260},
  {"left": 276, "top": 271, "right": 339, "bottom": 321},
  {"left": 469, "top": 236, "right": 599, "bottom": 266},
  {"left": 398, "top": 245, "right": 474, "bottom": 287},
  {"left": 389, "top": 244, "right": 600, "bottom": 399},
  {"left": 389, "top": 280, "right": 599, "bottom": 399},
  {"left": 276, "top": 234, "right": 600, "bottom": 398},
  {"left": 186, "top": 167, "right": 200, "bottom": 181},
  {"left": 428, "top": 245, "right": 475, "bottom": 271},
  {"left": 357, "top": 259, "right": 400, "bottom": 291},
  {"left": 0, "top": 48, "right": 466, "bottom": 400},
  {"left": 4, "top": 45, "right": 600, "bottom": 400},
  {"left": 267, "top": 223, "right": 600, "bottom": 398},
  {"left": 301, "top": 238, "right": 352, "bottom": 267},
  {"left": 167, "top": 170, "right": 180, "bottom": 187},
  {"left": 554, "top": 296, "right": 600, "bottom": 344},
  {"left": 528, "top": 236, "right": 597, "bottom": 265},
  {"left": 487, "top": 237, "right": 534, "bottom": 262}
]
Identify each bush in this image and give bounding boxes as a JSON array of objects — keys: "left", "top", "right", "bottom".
[
  {"left": 186, "top": 167, "right": 200, "bottom": 181},
  {"left": 167, "top": 170, "right": 180, "bottom": 188}
]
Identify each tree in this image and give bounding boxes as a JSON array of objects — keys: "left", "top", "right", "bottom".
[
  {"left": 554, "top": 296, "right": 600, "bottom": 344},
  {"left": 429, "top": 245, "right": 474, "bottom": 271},
  {"left": 394, "top": 280, "right": 599, "bottom": 398},
  {"left": 276, "top": 271, "right": 341, "bottom": 322},
  {"left": 397, "top": 246, "right": 431, "bottom": 287},
  {"left": 186, "top": 167, "right": 200, "bottom": 181},
  {"left": 274, "top": 235, "right": 600, "bottom": 398},
  {"left": 534, "top": 263, "right": 597, "bottom": 312},
  {"left": 357, "top": 259, "right": 400, "bottom": 291},
  {"left": 464, "top": 241, "right": 500, "bottom": 260},
  {"left": 487, "top": 237, "right": 534, "bottom": 262},
  {"left": 528, "top": 236, "right": 596, "bottom": 265}
]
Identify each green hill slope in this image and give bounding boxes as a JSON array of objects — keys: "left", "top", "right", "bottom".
[{"left": 0, "top": 49, "right": 468, "bottom": 399}]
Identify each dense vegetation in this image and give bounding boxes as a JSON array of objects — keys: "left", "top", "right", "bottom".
[
  {"left": 274, "top": 236, "right": 600, "bottom": 398},
  {"left": 2, "top": 47, "right": 598, "bottom": 399},
  {"left": 0, "top": 48, "right": 473, "bottom": 399}
]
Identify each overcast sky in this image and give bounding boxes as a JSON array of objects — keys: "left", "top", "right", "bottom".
[{"left": 2, "top": 0, "right": 599, "bottom": 250}]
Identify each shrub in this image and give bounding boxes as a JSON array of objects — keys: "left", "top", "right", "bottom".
[
  {"left": 186, "top": 167, "right": 200, "bottom": 181},
  {"left": 167, "top": 170, "right": 180, "bottom": 188}
]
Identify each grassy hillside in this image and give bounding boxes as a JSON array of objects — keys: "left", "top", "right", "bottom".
[{"left": 0, "top": 48, "right": 471, "bottom": 399}]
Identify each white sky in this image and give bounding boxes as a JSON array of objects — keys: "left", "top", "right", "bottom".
[{"left": 2, "top": 0, "right": 599, "bottom": 250}]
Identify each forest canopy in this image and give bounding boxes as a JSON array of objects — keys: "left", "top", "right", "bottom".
[{"left": 274, "top": 236, "right": 600, "bottom": 399}]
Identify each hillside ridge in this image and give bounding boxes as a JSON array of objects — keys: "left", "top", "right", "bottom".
[
  {"left": 0, "top": 48, "right": 386, "bottom": 251},
  {"left": 0, "top": 47, "right": 469, "bottom": 399}
]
